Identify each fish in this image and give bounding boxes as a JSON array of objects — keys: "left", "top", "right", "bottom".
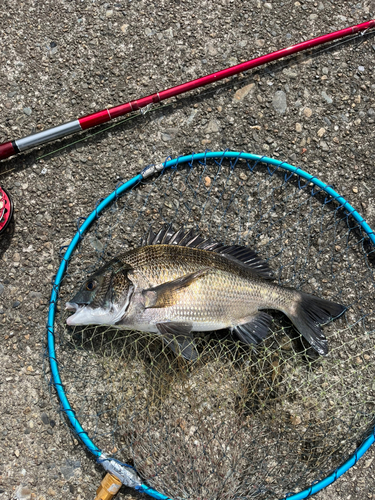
[{"left": 66, "top": 226, "right": 346, "bottom": 360}]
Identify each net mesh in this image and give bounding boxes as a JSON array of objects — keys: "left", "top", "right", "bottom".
[{"left": 51, "top": 155, "right": 375, "bottom": 499}]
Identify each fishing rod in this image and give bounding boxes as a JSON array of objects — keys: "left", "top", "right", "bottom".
[{"left": 0, "top": 19, "right": 374, "bottom": 162}]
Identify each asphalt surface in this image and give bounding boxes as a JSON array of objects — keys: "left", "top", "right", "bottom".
[{"left": 0, "top": 1, "right": 375, "bottom": 499}]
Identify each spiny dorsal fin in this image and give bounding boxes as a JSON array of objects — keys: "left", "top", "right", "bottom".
[{"left": 142, "top": 225, "right": 274, "bottom": 280}]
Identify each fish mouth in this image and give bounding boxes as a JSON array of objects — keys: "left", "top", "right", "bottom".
[{"left": 65, "top": 302, "right": 85, "bottom": 326}]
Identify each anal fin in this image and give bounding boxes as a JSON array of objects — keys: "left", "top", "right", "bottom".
[
  {"left": 232, "top": 312, "right": 272, "bottom": 345},
  {"left": 156, "top": 322, "right": 198, "bottom": 361}
]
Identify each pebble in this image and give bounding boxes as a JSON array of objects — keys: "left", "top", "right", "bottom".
[
  {"left": 282, "top": 68, "right": 297, "bottom": 79},
  {"left": 0, "top": 283, "right": 4, "bottom": 296},
  {"left": 322, "top": 91, "right": 333, "bottom": 104},
  {"left": 204, "top": 176, "right": 211, "bottom": 188},
  {"left": 303, "top": 107, "right": 312, "bottom": 118},
  {"left": 291, "top": 415, "right": 302, "bottom": 425},
  {"left": 205, "top": 119, "right": 220, "bottom": 133},
  {"left": 88, "top": 236, "right": 104, "bottom": 252},
  {"left": 317, "top": 127, "right": 326, "bottom": 138},
  {"left": 272, "top": 90, "right": 287, "bottom": 114},
  {"left": 353, "top": 187, "right": 358, "bottom": 194},
  {"left": 358, "top": 66, "right": 365, "bottom": 72},
  {"left": 14, "top": 486, "right": 31, "bottom": 500},
  {"left": 106, "top": 9, "right": 113, "bottom": 17},
  {"left": 368, "top": 108, "right": 375, "bottom": 117},
  {"left": 23, "top": 107, "right": 32, "bottom": 116},
  {"left": 295, "top": 123, "right": 302, "bottom": 132},
  {"left": 233, "top": 83, "right": 255, "bottom": 101},
  {"left": 255, "top": 39, "right": 265, "bottom": 48},
  {"left": 60, "top": 459, "right": 81, "bottom": 480},
  {"left": 41, "top": 412, "right": 50, "bottom": 425}
]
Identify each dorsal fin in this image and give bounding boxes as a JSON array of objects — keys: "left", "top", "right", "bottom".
[{"left": 142, "top": 226, "right": 275, "bottom": 280}]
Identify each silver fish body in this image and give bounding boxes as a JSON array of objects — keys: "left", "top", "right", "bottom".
[{"left": 66, "top": 227, "right": 345, "bottom": 359}]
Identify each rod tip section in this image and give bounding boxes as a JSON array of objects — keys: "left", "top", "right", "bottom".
[
  {"left": 94, "top": 473, "right": 122, "bottom": 500},
  {"left": 0, "top": 141, "right": 18, "bottom": 161}
]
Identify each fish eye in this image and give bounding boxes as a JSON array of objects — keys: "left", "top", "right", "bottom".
[{"left": 86, "top": 280, "right": 97, "bottom": 291}]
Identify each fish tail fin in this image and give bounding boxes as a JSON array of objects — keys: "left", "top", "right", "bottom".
[{"left": 285, "top": 292, "right": 346, "bottom": 356}]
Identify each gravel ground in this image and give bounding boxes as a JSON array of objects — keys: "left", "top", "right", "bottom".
[{"left": 1, "top": 1, "right": 375, "bottom": 499}]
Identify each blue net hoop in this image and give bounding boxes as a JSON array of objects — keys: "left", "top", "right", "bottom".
[{"left": 47, "top": 151, "right": 375, "bottom": 500}]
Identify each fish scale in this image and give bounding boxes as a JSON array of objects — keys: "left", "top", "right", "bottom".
[{"left": 120, "top": 245, "right": 294, "bottom": 330}]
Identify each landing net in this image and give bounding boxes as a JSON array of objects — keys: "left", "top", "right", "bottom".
[{"left": 48, "top": 152, "right": 375, "bottom": 499}]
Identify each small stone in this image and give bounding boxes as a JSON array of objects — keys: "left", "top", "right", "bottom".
[
  {"left": 317, "top": 127, "right": 326, "bottom": 138},
  {"left": 15, "top": 449, "right": 20, "bottom": 457},
  {"left": 239, "top": 172, "right": 248, "bottom": 181},
  {"left": 291, "top": 415, "right": 302, "bottom": 425},
  {"left": 13, "top": 252, "right": 20, "bottom": 262},
  {"left": 272, "top": 90, "right": 287, "bottom": 114},
  {"left": 205, "top": 119, "right": 220, "bottom": 133},
  {"left": 296, "top": 123, "right": 302, "bottom": 132},
  {"left": 233, "top": 83, "right": 255, "bottom": 101},
  {"left": 204, "top": 176, "right": 211, "bottom": 188},
  {"left": 14, "top": 486, "right": 31, "bottom": 500},
  {"left": 161, "top": 133, "right": 171, "bottom": 142},
  {"left": 321, "top": 91, "right": 333, "bottom": 104},
  {"left": 364, "top": 458, "right": 374, "bottom": 469},
  {"left": 280, "top": 336, "right": 293, "bottom": 350},
  {"left": 41, "top": 412, "right": 50, "bottom": 425},
  {"left": 352, "top": 187, "right": 358, "bottom": 194},
  {"left": 50, "top": 41, "right": 57, "bottom": 48},
  {"left": 368, "top": 108, "right": 375, "bottom": 117},
  {"left": 23, "top": 107, "right": 32, "bottom": 116},
  {"left": 255, "top": 39, "right": 265, "bottom": 48},
  {"left": 282, "top": 68, "right": 298, "bottom": 79},
  {"left": 309, "top": 13, "right": 318, "bottom": 20},
  {"left": 13, "top": 301, "right": 21, "bottom": 308},
  {"left": 121, "top": 24, "right": 128, "bottom": 32},
  {"left": 264, "top": 2, "right": 272, "bottom": 8},
  {"left": 106, "top": 9, "right": 113, "bottom": 17},
  {"left": 358, "top": 65, "right": 365, "bottom": 72},
  {"left": 303, "top": 107, "right": 312, "bottom": 118},
  {"left": 0, "top": 283, "right": 4, "bottom": 296}
]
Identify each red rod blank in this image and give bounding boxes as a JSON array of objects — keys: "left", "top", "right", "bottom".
[{"left": 1, "top": 20, "right": 374, "bottom": 161}]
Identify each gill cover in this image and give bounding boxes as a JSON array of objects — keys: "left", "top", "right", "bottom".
[{"left": 66, "top": 259, "right": 134, "bottom": 326}]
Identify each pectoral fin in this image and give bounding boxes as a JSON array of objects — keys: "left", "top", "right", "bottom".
[
  {"left": 232, "top": 312, "right": 273, "bottom": 345},
  {"left": 156, "top": 322, "right": 198, "bottom": 361},
  {"left": 143, "top": 268, "right": 209, "bottom": 309}
]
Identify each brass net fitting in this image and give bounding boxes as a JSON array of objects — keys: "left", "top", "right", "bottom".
[{"left": 94, "top": 473, "right": 122, "bottom": 500}]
